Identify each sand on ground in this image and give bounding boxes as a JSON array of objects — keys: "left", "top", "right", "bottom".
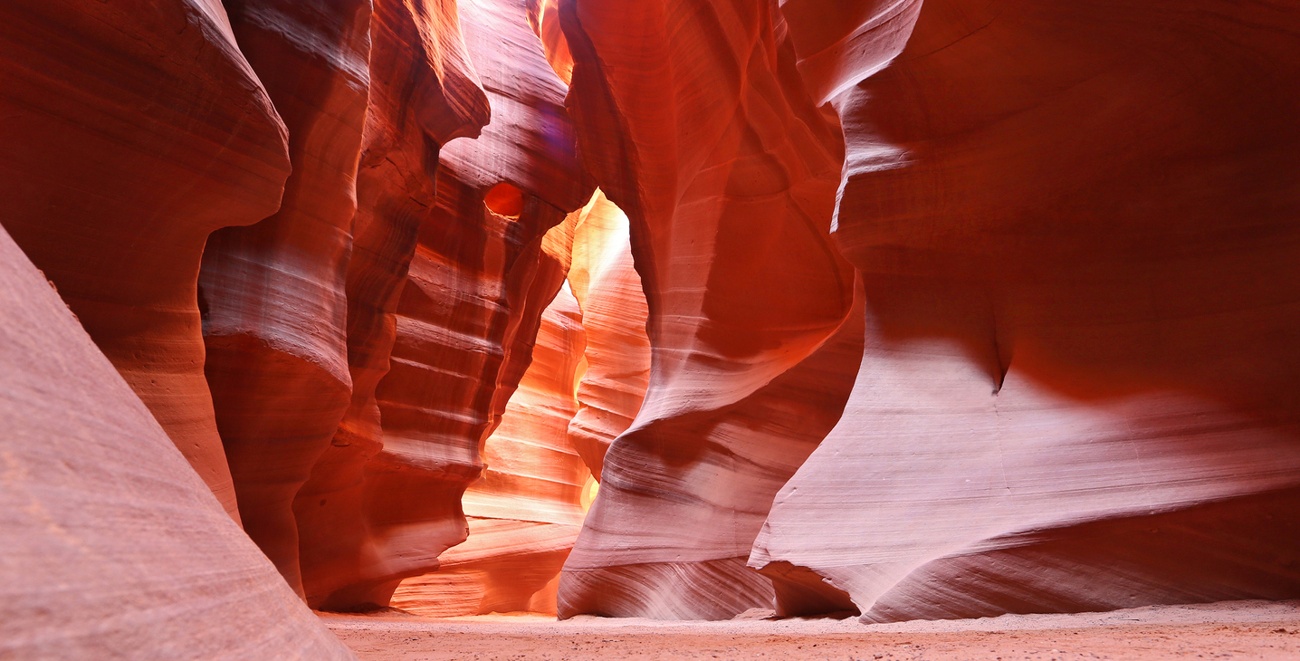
[{"left": 321, "top": 599, "right": 1300, "bottom": 660}]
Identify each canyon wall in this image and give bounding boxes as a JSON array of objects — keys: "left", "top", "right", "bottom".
[
  {"left": 0, "top": 226, "right": 350, "bottom": 659},
  {"left": 3, "top": 0, "right": 1299, "bottom": 632},
  {"left": 292, "top": 0, "right": 493, "bottom": 610},
  {"left": 392, "top": 280, "right": 590, "bottom": 616},
  {"left": 555, "top": 0, "right": 864, "bottom": 620},
  {"left": 199, "top": 0, "right": 372, "bottom": 598},
  {"left": 0, "top": 0, "right": 292, "bottom": 520},
  {"left": 302, "top": 0, "right": 594, "bottom": 609},
  {"left": 752, "top": 0, "right": 1300, "bottom": 621}
]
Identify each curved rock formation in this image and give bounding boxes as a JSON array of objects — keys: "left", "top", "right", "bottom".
[
  {"left": 0, "top": 226, "right": 350, "bottom": 659},
  {"left": 198, "top": 0, "right": 372, "bottom": 596},
  {"left": 294, "top": 0, "right": 490, "bottom": 610},
  {"left": 564, "top": 191, "right": 651, "bottom": 480},
  {"left": 300, "top": 0, "right": 593, "bottom": 610},
  {"left": 752, "top": 0, "right": 1300, "bottom": 621},
  {"left": 0, "top": 0, "right": 291, "bottom": 520},
  {"left": 391, "top": 282, "right": 590, "bottom": 616},
  {"left": 556, "top": 0, "right": 862, "bottom": 619}
]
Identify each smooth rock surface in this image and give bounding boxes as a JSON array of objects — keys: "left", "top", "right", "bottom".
[
  {"left": 0, "top": 0, "right": 292, "bottom": 520},
  {"left": 0, "top": 226, "right": 351, "bottom": 659},
  {"left": 557, "top": 0, "right": 860, "bottom": 619},
  {"left": 753, "top": 0, "right": 1300, "bottom": 621},
  {"left": 199, "top": 0, "right": 372, "bottom": 595}
]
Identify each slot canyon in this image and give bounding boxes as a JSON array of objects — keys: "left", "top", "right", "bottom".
[{"left": 2, "top": 0, "right": 1299, "bottom": 659}]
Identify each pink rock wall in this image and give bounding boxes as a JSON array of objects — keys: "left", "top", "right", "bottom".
[
  {"left": 0, "top": 226, "right": 350, "bottom": 659},
  {"left": 0, "top": 0, "right": 292, "bottom": 520},
  {"left": 555, "top": 0, "right": 863, "bottom": 619},
  {"left": 752, "top": 0, "right": 1300, "bottom": 621},
  {"left": 198, "top": 0, "right": 372, "bottom": 596}
]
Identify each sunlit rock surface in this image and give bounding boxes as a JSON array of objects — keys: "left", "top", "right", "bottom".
[
  {"left": 198, "top": 0, "right": 372, "bottom": 596},
  {"left": 0, "top": 0, "right": 292, "bottom": 520},
  {"left": 752, "top": 0, "right": 1300, "bottom": 622},
  {"left": 0, "top": 226, "right": 351, "bottom": 660},
  {"left": 392, "top": 282, "right": 590, "bottom": 616},
  {"left": 302, "top": 0, "right": 594, "bottom": 610},
  {"left": 564, "top": 191, "right": 651, "bottom": 481},
  {"left": 4, "top": 0, "right": 1300, "bottom": 633},
  {"left": 295, "top": 0, "right": 490, "bottom": 610},
  {"left": 556, "top": 0, "right": 861, "bottom": 620}
]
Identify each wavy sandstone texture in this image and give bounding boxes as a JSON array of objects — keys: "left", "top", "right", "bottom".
[
  {"left": 295, "top": 0, "right": 491, "bottom": 610},
  {"left": 301, "top": 0, "right": 594, "bottom": 610},
  {"left": 391, "top": 282, "right": 591, "bottom": 616},
  {"left": 0, "top": 0, "right": 291, "bottom": 520},
  {"left": 556, "top": 0, "right": 862, "bottom": 619},
  {"left": 564, "top": 191, "right": 651, "bottom": 480},
  {"left": 752, "top": 0, "right": 1300, "bottom": 621},
  {"left": 0, "top": 227, "right": 350, "bottom": 659},
  {"left": 198, "top": 0, "right": 372, "bottom": 596}
]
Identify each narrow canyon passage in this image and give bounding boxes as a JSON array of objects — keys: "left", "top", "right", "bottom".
[{"left": 2, "top": 0, "right": 1300, "bottom": 658}]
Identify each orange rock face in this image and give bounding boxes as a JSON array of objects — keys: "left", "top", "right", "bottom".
[
  {"left": 752, "top": 0, "right": 1300, "bottom": 621},
  {"left": 555, "top": 0, "right": 862, "bottom": 619},
  {"left": 294, "top": 0, "right": 490, "bottom": 610},
  {"left": 300, "top": 0, "right": 593, "bottom": 610},
  {"left": 0, "top": 0, "right": 291, "bottom": 520},
  {"left": 198, "top": 0, "right": 372, "bottom": 596},
  {"left": 564, "top": 191, "right": 651, "bottom": 481},
  {"left": 391, "top": 279, "right": 590, "bottom": 616},
  {"left": 0, "top": 226, "right": 350, "bottom": 659}
]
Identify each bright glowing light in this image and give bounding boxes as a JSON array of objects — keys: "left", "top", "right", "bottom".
[{"left": 579, "top": 475, "right": 600, "bottom": 513}]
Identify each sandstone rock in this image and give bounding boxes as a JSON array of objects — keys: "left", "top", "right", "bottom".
[
  {"left": 0, "top": 226, "right": 350, "bottom": 659},
  {"left": 294, "top": 0, "right": 490, "bottom": 610},
  {"left": 0, "top": 0, "right": 292, "bottom": 520},
  {"left": 564, "top": 191, "right": 651, "bottom": 480},
  {"left": 752, "top": 0, "right": 1300, "bottom": 621},
  {"left": 301, "top": 0, "right": 593, "bottom": 610},
  {"left": 198, "top": 0, "right": 372, "bottom": 596},
  {"left": 556, "top": 0, "right": 861, "bottom": 619},
  {"left": 392, "top": 282, "right": 590, "bottom": 616}
]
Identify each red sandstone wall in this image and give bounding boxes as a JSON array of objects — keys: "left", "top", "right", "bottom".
[
  {"left": 554, "top": 0, "right": 863, "bottom": 619},
  {"left": 295, "top": 0, "right": 491, "bottom": 610},
  {"left": 752, "top": 0, "right": 1300, "bottom": 621},
  {"left": 0, "top": 225, "right": 350, "bottom": 659},
  {"left": 0, "top": 0, "right": 292, "bottom": 521},
  {"left": 3, "top": 0, "right": 1299, "bottom": 630},
  {"left": 198, "top": 0, "right": 372, "bottom": 597}
]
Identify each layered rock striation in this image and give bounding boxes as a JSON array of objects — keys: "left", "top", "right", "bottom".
[
  {"left": 294, "top": 0, "right": 491, "bottom": 610},
  {"left": 0, "top": 225, "right": 351, "bottom": 659},
  {"left": 556, "top": 0, "right": 862, "bottom": 619},
  {"left": 301, "top": 0, "right": 594, "bottom": 609},
  {"left": 0, "top": 0, "right": 292, "bottom": 520},
  {"left": 198, "top": 0, "right": 372, "bottom": 597},
  {"left": 392, "top": 281, "right": 591, "bottom": 616},
  {"left": 753, "top": 0, "right": 1300, "bottom": 621}
]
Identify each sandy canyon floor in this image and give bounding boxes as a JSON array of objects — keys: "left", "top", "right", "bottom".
[{"left": 322, "top": 600, "right": 1300, "bottom": 660}]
